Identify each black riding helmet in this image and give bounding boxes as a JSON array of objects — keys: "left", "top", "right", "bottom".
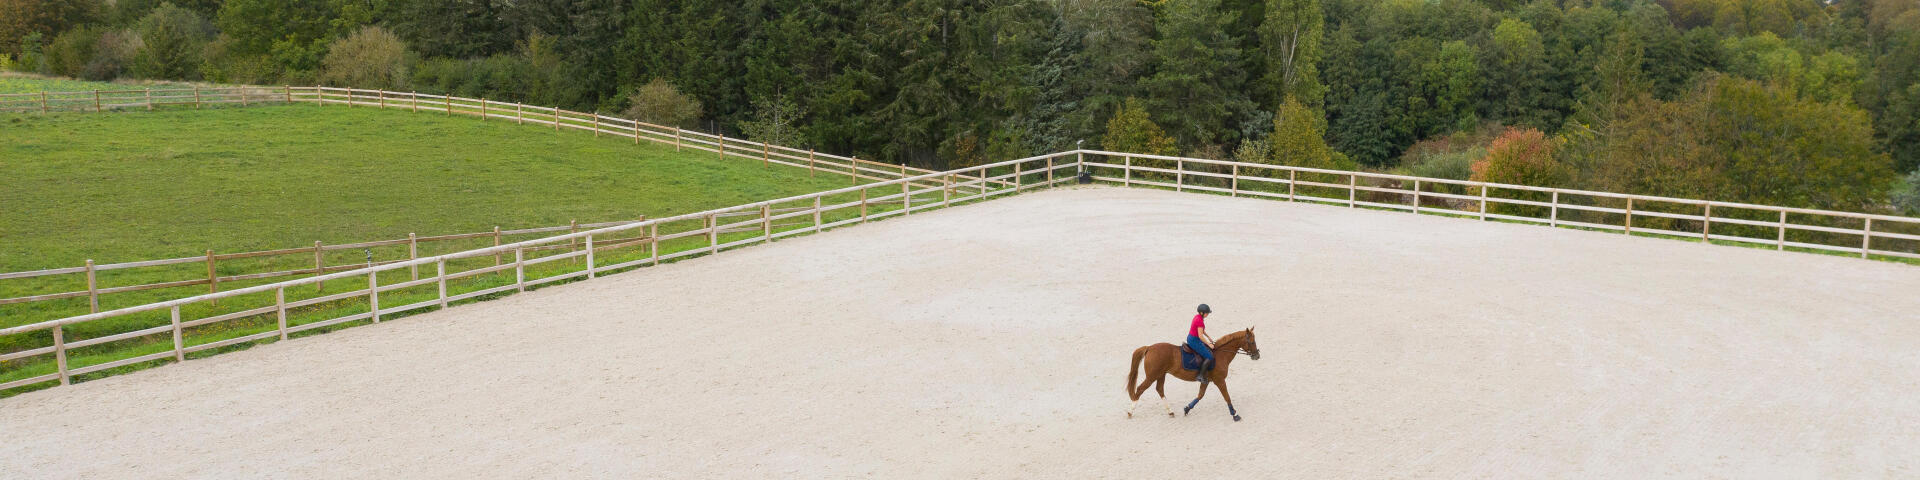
[{"left": 1197, "top": 304, "right": 1211, "bottom": 314}]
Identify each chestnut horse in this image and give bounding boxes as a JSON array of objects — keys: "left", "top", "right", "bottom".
[{"left": 1125, "top": 328, "right": 1260, "bottom": 421}]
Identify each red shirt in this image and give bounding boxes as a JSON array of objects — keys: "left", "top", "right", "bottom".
[{"left": 1188, "top": 313, "right": 1206, "bottom": 338}]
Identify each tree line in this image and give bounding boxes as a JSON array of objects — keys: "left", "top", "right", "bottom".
[{"left": 2, "top": 0, "right": 1917, "bottom": 214}]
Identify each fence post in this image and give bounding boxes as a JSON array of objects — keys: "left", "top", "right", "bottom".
[
  {"left": 445, "top": 96, "right": 451, "bottom": 116},
  {"left": 368, "top": 271, "right": 380, "bottom": 323},
  {"left": 1777, "top": 210, "right": 1787, "bottom": 251},
  {"left": 515, "top": 248, "right": 526, "bottom": 292},
  {"left": 170, "top": 305, "right": 183, "bottom": 362},
  {"left": 1411, "top": 180, "right": 1420, "bottom": 212},
  {"left": 942, "top": 174, "right": 952, "bottom": 206},
  {"left": 649, "top": 223, "right": 661, "bottom": 266},
  {"left": 408, "top": 233, "right": 419, "bottom": 280},
  {"left": 1231, "top": 165, "right": 1240, "bottom": 197},
  {"left": 903, "top": 180, "right": 912, "bottom": 214},
  {"left": 586, "top": 234, "right": 597, "bottom": 279},
  {"left": 314, "top": 241, "right": 325, "bottom": 292},
  {"left": 1702, "top": 204, "right": 1713, "bottom": 241},
  {"left": 240, "top": 87, "right": 248, "bottom": 106},
  {"left": 284, "top": 86, "right": 291, "bottom": 104},
  {"left": 1550, "top": 191, "right": 1559, "bottom": 226},
  {"left": 762, "top": 205, "right": 772, "bottom": 243},
  {"left": 93, "top": 90, "right": 101, "bottom": 112},
  {"left": 813, "top": 197, "right": 824, "bottom": 232},
  {"left": 1862, "top": 218, "right": 1874, "bottom": 259},
  {"left": 1625, "top": 198, "right": 1634, "bottom": 234},
  {"left": 592, "top": 111, "right": 600, "bottom": 137},
  {"left": 194, "top": 87, "right": 201, "bottom": 109},
  {"left": 1288, "top": 169, "right": 1296, "bottom": 201},
  {"left": 568, "top": 220, "right": 579, "bottom": 261},
  {"left": 53, "top": 324, "right": 69, "bottom": 385},
  {"left": 1123, "top": 156, "right": 1131, "bottom": 187},
  {"left": 410, "top": 92, "right": 418, "bottom": 113},
  {"left": 378, "top": 90, "right": 386, "bottom": 108},
  {"left": 708, "top": 214, "right": 719, "bottom": 255},
  {"left": 40, "top": 91, "right": 48, "bottom": 113},
  {"left": 276, "top": 287, "right": 288, "bottom": 341},
  {"left": 1015, "top": 162, "right": 1024, "bottom": 191},
  {"left": 1047, "top": 156, "right": 1055, "bottom": 185},
  {"left": 860, "top": 189, "right": 869, "bottom": 223},
  {"left": 1170, "top": 158, "right": 1186, "bottom": 189},
  {"left": 146, "top": 88, "right": 153, "bottom": 110},
  {"left": 850, "top": 157, "right": 859, "bottom": 184},
  {"left": 517, "top": 102, "right": 525, "bottom": 124},
  {"left": 436, "top": 259, "right": 449, "bottom": 308},
  {"left": 1479, "top": 185, "right": 1489, "bottom": 221},
  {"left": 554, "top": 109, "right": 561, "bottom": 130},
  {"left": 675, "top": 128, "right": 682, "bottom": 151},
  {"left": 1347, "top": 174, "right": 1356, "bottom": 208},
  {"left": 205, "top": 249, "right": 218, "bottom": 306},
  {"left": 719, "top": 134, "right": 727, "bottom": 159},
  {"left": 85, "top": 259, "right": 98, "bottom": 313},
  {"left": 493, "top": 226, "right": 503, "bottom": 267},
  {"left": 808, "top": 149, "right": 817, "bottom": 176}
]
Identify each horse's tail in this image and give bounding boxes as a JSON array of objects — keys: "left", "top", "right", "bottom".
[{"left": 1126, "top": 346, "right": 1148, "bottom": 399}]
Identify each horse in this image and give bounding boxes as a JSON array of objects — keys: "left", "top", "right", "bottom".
[{"left": 1125, "top": 328, "right": 1261, "bottom": 421}]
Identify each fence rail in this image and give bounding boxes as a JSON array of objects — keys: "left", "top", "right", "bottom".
[
  {"left": 0, "top": 151, "right": 1079, "bottom": 393},
  {"left": 1, "top": 85, "right": 1015, "bottom": 323},
  {"left": 0, "top": 218, "right": 645, "bottom": 310},
  {"left": 1079, "top": 149, "right": 1920, "bottom": 260},
  {"left": 7, "top": 86, "right": 1920, "bottom": 397}
]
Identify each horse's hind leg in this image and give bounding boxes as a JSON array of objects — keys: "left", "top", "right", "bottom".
[
  {"left": 1127, "top": 375, "right": 1157, "bottom": 418},
  {"left": 1155, "top": 376, "right": 1174, "bottom": 417},
  {"left": 1183, "top": 381, "right": 1211, "bottom": 416}
]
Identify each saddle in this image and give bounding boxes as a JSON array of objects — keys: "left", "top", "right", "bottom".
[{"left": 1179, "top": 344, "right": 1207, "bottom": 372}]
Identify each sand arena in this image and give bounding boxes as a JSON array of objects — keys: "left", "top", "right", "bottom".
[{"left": 3, "top": 186, "right": 1917, "bottom": 477}]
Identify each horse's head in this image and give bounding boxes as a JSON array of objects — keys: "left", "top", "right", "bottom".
[{"left": 1225, "top": 327, "right": 1260, "bottom": 360}]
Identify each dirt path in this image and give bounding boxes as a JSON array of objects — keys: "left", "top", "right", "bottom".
[{"left": 5, "top": 186, "right": 1917, "bottom": 478}]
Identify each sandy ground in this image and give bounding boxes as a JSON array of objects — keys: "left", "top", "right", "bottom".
[{"left": 4, "top": 186, "right": 1919, "bottom": 478}]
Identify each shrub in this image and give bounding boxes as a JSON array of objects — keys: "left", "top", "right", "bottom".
[
  {"left": 1470, "top": 127, "right": 1566, "bottom": 187},
  {"left": 1895, "top": 169, "right": 1920, "bottom": 216},
  {"left": 1100, "top": 97, "right": 1178, "bottom": 155},
  {"left": 1409, "top": 149, "right": 1481, "bottom": 181},
  {"left": 81, "top": 28, "right": 139, "bottom": 80},
  {"left": 319, "top": 25, "right": 410, "bottom": 89},
  {"left": 43, "top": 25, "right": 99, "bottom": 77},
  {"left": 622, "top": 78, "right": 701, "bottom": 128},
  {"left": 130, "top": 2, "right": 213, "bottom": 80}
]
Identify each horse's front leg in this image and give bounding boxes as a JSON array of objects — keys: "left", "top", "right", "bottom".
[
  {"left": 1215, "top": 380, "right": 1240, "bottom": 422},
  {"left": 1183, "top": 381, "right": 1211, "bottom": 416}
]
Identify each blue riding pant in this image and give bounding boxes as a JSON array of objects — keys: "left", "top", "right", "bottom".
[{"left": 1186, "top": 335, "right": 1213, "bottom": 361}]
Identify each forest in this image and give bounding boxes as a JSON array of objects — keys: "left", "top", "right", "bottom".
[{"left": 2, "top": 0, "right": 1918, "bottom": 214}]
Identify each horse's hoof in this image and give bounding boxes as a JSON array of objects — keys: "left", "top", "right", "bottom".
[
  {"left": 1233, "top": 415, "right": 1242, "bottom": 422},
  {"left": 1125, "top": 412, "right": 1132, "bottom": 419}
]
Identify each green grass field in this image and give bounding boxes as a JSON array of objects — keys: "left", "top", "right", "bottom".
[
  {"left": 0, "top": 90, "right": 1038, "bottom": 396},
  {"left": 0, "top": 72, "right": 208, "bottom": 95},
  {"left": 0, "top": 102, "right": 874, "bottom": 326}
]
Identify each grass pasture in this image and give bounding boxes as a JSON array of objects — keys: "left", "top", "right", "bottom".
[{"left": 1, "top": 98, "right": 956, "bottom": 394}]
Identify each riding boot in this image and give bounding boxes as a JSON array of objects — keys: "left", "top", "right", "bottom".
[{"left": 1196, "top": 359, "right": 1211, "bottom": 383}]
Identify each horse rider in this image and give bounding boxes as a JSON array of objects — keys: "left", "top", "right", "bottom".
[{"left": 1188, "top": 304, "right": 1217, "bottom": 382}]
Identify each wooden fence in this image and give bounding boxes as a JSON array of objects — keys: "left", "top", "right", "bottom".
[
  {"left": 0, "top": 151, "right": 1079, "bottom": 393},
  {"left": 1080, "top": 150, "right": 1920, "bottom": 261},
  {"left": 0, "top": 218, "right": 648, "bottom": 313},
  {"left": 1, "top": 85, "right": 1019, "bottom": 321}
]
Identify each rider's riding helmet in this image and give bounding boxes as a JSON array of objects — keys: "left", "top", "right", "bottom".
[{"left": 1197, "top": 304, "right": 1211, "bottom": 314}]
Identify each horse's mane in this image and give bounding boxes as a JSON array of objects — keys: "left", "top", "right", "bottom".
[{"left": 1216, "top": 329, "right": 1251, "bottom": 347}]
